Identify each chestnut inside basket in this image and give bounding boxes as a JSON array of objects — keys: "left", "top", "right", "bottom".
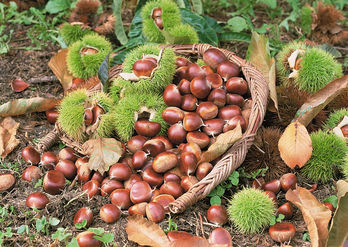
[{"left": 38, "top": 43, "right": 268, "bottom": 214}]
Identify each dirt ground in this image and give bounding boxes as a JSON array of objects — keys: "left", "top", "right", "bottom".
[{"left": 0, "top": 5, "right": 347, "bottom": 247}]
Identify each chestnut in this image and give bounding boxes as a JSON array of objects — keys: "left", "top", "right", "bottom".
[
  {"left": 58, "top": 147, "right": 77, "bottom": 162},
  {"left": 207, "top": 205, "right": 228, "bottom": 225},
  {"left": 202, "top": 119, "right": 225, "bottom": 136},
  {"left": 167, "top": 123, "right": 187, "bottom": 145},
  {"left": 84, "top": 108, "right": 94, "bottom": 126},
  {"left": 159, "top": 181, "right": 183, "bottom": 199},
  {"left": 130, "top": 181, "right": 152, "bottom": 204},
  {"left": 269, "top": 222, "right": 296, "bottom": 243},
  {"left": 208, "top": 227, "right": 232, "bottom": 247},
  {"left": 208, "top": 88, "right": 226, "bottom": 108},
  {"left": 196, "top": 162, "right": 213, "bottom": 180},
  {"left": 183, "top": 112, "right": 203, "bottom": 131},
  {"left": 186, "top": 131, "right": 210, "bottom": 149},
  {"left": 181, "top": 94, "right": 198, "bottom": 111},
  {"left": 175, "top": 66, "right": 188, "bottom": 81},
  {"left": 225, "top": 77, "right": 248, "bottom": 95},
  {"left": 162, "top": 107, "right": 185, "bottom": 125},
  {"left": 163, "top": 173, "right": 181, "bottom": 184},
  {"left": 152, "top": 152, "right": 178, "bottom": 173},
  {"left": 201, "top": 65, "right": 214, "bottom": 76},
  {"left": 218, "top": 105, "right": 242, "bottom": 121},
  {"left": 217, "top": 61, "right": 240, "bottom": 81},
  {"left": 55, "top": 159, "right": 77, "bottom": 180},
  {"left": 341, "top": 125, "right": 348, "bottom": 137},
  {"left": 91, "top": 171, "right": 104, "bottom": 184},
  {"left": 127, "top": 135, "right": 147, "bottom": 154},
  {"left": 100, "top": 178, "right": 123, "bottom": 196},
  {"left": 167, "top": 231, "right": 193, "bottom": 242},
  {"left": 163, "top": 84, "right": 182, "bottom": 107},
  {"left": 264, "top": 190, "right": 277, "bottom": 204},
  {"left": 241, "top": 108, "right": 251, "bottom": 128},
  {"left": 324, "top": 202, "right": 335, "bottom": 212},
  {"left": 26, "top": 192, "right": 49, "bottom": 209},
  {"left": 110, "top": 188, "right": 132, "bottom": 209},
  {"left": 0, "top": 174, "right": 16, "bottom": 192},
  {"left": 143, "top": 56, "right": 158, "bottom": 65},
  {"left": 92, "top": 105, "right": 104, "bottom": 125},
  {"left": 82, "top": 180, "right": 100, "bottom": 199},
  {"left": 22, "top": 166, "right": 42, "bottom": 182},
  {"left": 124, "top": 174, "right": 142, "bottom": 190},
  {"left": 43, "top": 170, "right": 65, "bottom": 195},
  {"left": 152, "top": 194, "right": 175, "bottom": 213},
  {"left": 45, "top": 108, "right": 58, "bottom": 124},
  {"left": 178, "top": 79, "right": 191, "bottom": 94},
  {"left": 75, "top": 156, "right": 89, "bottom": 170},
  {"left": 180, "top": 176, "right": 198, "bottom": 192},
  {"left": 132, "top": 150, "right": 148, "bottom": 170},
  {"left": 22, "top": 146, "right": 40, "bottom": 165},
  {"left": 203, "top": 48, "right": 227, "bottom": 70},
  {"left": 223, "top": 115, "right": 247, "bottom": 132},
  {"left": 152, "top": 136, "right": 173, "bottom": 150},
  {"left": 252, "top": 177, "right": 265, "bottom": 189},
  {"left": 76, "top": 231, "right": 102, "bottom": 247},
  {"left": 190, "top": 77, "right": 211, "bottom": 99},
  {"left": 226, "top": 94, "right": 244, "bottom": 107},
  {"left": 277, "top": 202, "right": 293, "bottom": 219},
  {"left": 128, "top": 202, "right": 147, "bottom": 216},
  {"left": 109, "top": 163, "right": 131, "bottom": 181},
  {"left": 182, "top": 142, "right": 202, "bottom": 161},
  {"left": 264, "top": 179, "right": 281, "bottom": 194},
  {"left": 77, "top": 164, "right": 91, "bottom": 183},
  {"left": 196, "top": 102, "right": 218, "bottom": 120},
  {"left": 179, "top": 152, "right": 198, "bottom": 176},
  {"left": 142, "top": 139, "right": 165, "bottom": 157},
  {"left": 151, "top": 188, "right": 161, "bottom": 200},
  {"left": 74, "top": 207, "right": 93, "bottom": 228},
  {"left": 142, "top": 167, "right": 163, "bottom": 187},
  {"left": 176, "top": 57, "right": 190, "bottom": 68},
  {"left": 280, "top": 173, "right": 297, "bottom": 192},
  {"left": 206, "top": 73, "right": 223, "bottom": 89},
  {"left": 146, "top": 202, "right": 165, "bottom": 223},
  {"left": 135, "top": 120, "right": 161, "bottom": 138},
  {"left": 243, "top": 98, "right": 253, "bottom": 110},
  {"left": 186, "top": 63, "right": 205, "bottom": 81},
  {"left": 100, "top": 204, "right": 121, "bottom": 223},
  {"left": 154, "top": 17, "right": 163, "bottom": 30},
  {"left": 132, "top": 58, "right": 157, "bottom": 77}
]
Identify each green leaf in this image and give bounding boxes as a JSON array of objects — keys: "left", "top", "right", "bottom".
[
  {"left": 17, "top": 225, "right": 29, "bottom": 235},
  {"left": 34, "top": 178, "right": 42, "bottom": 188},
  {"left": 75, "top": 219, "right": 87, "bottom": 229},
  {"left": 227, "top": 16, "right": 248, "bottom": 32},
  {"left": 113, "top": 0, "right": 128, "bottom": 45},
  {"left": 202, "top": 15, "right": 224, "bottom": 34},
  {"left": 36, "top": 217, "right": 47, "bottom": 233},
  {"left": 45, "top": 0, "right": 70, "bottom": 14},
  {"left": 51, "top": 228, "right": 72, "bottom": 241},
  {"left": 277, "top": 214, "right": 285, "bottom": 222},
  {"left": 98, "top": 52, "right": 110, "bottom": 90},
  {"left": 49, "top": 217, "right": 60, "bottom": 226},
  {"left": 218, "top": 31, "right": 251, "bottom": 43},
  {"left": 67, "top": 238, "right": 79, "bottom": 247},
  {"left": 191, "top": 0, "right": 203, "bottom": 15},
  {"left": 216, "top": 186, "right": 225, "bottom": 197},
  {"left": 230, "top": 177, "right": 239, "bottom": 186},
  {"left": 94, "top": 233, "right": 114, "bottom": 243},
  {"left": 87, "top": 227, "right": 105, "bottom": 235},
  {"left": 324, "top": 195, "right": 338, "bottom": 209},
  {"left": 269, "top": 215, "right": 276, "bottom": 225},
  {"left": 175, "top": 0, "right": 186, "bottom": 8},
  {"left": 259, "top": 0, "right": 277, "bottom": 9},
  {"left": 210, "top": 196, "right": 221, "bottom": 205}
]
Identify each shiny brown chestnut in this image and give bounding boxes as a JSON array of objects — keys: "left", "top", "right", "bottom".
[
  {"left": 159, "top": 181, "right": 183, "bottom": 199},
  {"left": 154, "top": 17, "right": 163, "bottom": 30},
  {"left": 341, "top": 125, "right": 348, "bottom": 137},
  {"left": 131, "top": 150, "right": 148, "bottom": 170},
  {"left": 167, "top": 123, "right": 187, "bottom": 145},
  {"left": 264, "top": 190, "right": 277, "bottom": 204},
  {"left": 226, "top": 94, "right": 244, "bottom": 107},
  {"left": 163, "top": 173, "right": 181, "bottom": 184},
  {"left": 128, "top": 202, "right": 147, "bottom": 216},
  {"left": 206, "top": 73, "right": 223, "bottom": 89},
  {"left": 152, "top": 136, "right": 173, "bottom": 151},
  {"left": 208, "top": 227, "right": 233, "bottom": 247},
  {"left": 74, "top": 207, "right": 93, "bottom": 228},
  {"left": 76, "top": 231, "right": 102, "bottom": 247},
  {"left": 217, "top": 61, "right": 240, "bottom": 81},
  {"left": 179, "top": 152, "right": 198, "bottom": 176},
  {"left": 208, "top": 88, "right": 226, "bottom": 108},
  {"left": 277, "top": 202, "right": 293, "bottom": 219},
  {"left": 183, "top": 112, "right": 203, "bottom": 132},
  {"left": 203, "top": 48, "right": 227, "bottom": 70},
  {"left": 202, "top": 118, "right": 225, "bottom": 136},
  {"left": 130, "top": 181, "right": 152, "bottom": 204},
  {"left": 186, "top": 131, "right": 210, "bottom": 149},
  {"left": 22, "top": 166, "right": 42, "bottom": 182},
  {"left": 75, "top": 156, "right": 89, "bottom": 169},
  {"left": 77, "top": 164, "right": 91, "bottom": 183},
  {"left": 91, "top": 171, "right": 104, "bottom": 184},
  {"left": 100, "top": 204, "right": 121, "bottom": 223},
  {"left": 109, "top": 163, "right": 132, "bottom": 181},
  {"left": 84, "top": 108, "right": 94, "bottom": 126},
  {"left": 196, "top": 102, "right": 218, "bottom": 120},
  {"left": 186, "top": 63, "right": 205, "bottom": 81},
  {"left": 43, "top": 170, "right": 65, "bottom": 195},
  {"left": 152, "top": 194, "right": 175, "bottom": 213},
  {"left": 223, "top": 115, "right": 247, "bottom": 132},
  {"left": 218, "top": 105, "right": 242, "bottom": 121},
  {"left": 182, "top": 142, "right": 202, "bottom": 161},
  {"left": 264, "top": 179, "right": 281, "bottom": 194},
  {"left": 181, "top": 176, "right": 198, "bottom": 192},
  {"left": 82, "top": 180, "right": 100, "bottom": 199},
  {"left": 324, "top": 202, "right": 335, "bottom": 212},
  {"left": 163, "top": 84, "right": 182, "bottom": 107},
  {"left": 190, "top": 77, "right": 211, "bottom": 99},
  {"left": 162, "top": 107, "right": 185, "bottom": 125},
  {"left": 226, "top": 77, "right": 248, "bottom": 95},
  {"left": 92, "top": 105, "right": 104, "bottom": 125},
  {"left": 143, "top": 139, "right": 166, "bottom": 157},
  {"left": 181, "top": 94, "right": 198, "bottom": 111},
  {"left": 196, "top": 162, "right": 213, "bottom": 180},
  {"left": 110, "top": 188, "right": 132, "bottom": 209},
  {"left": 175, "top": 66, "right": 188, "bottom": 81},
  {"left": 142, "top": 167, "right": 163, "bottom": 187},
  {"left": 252, "top": 177, "right": 265, "bottom": 189},
  {"left": 45, "top": 108, "right": 59, "bottom": 124},
  {"left": 55, "top": 159, "right": 77, "bottom": 180},
  {"left": 0, "top": 173, "right": 15, "bottom": 192},
  {"left": 269, "top": 222, "right": 296, "bottom": 243},
  {"left": 280, "top": 173, "right": 297, "bottom": 192},
  {"left": 152, "top": 152, "right": 178, "bottom": 173},
  {"left": 100, "top": 178, "right": 123, "bottom": 196},
  {"left": 58, "top": 147, "right": 77, "bottom": 162},
  {"left": 152, "top": 7, "right": 162, "bottom": 18},
  {"left": 178, "top": 79, "right": 191, "bottom": 94},
  {"left": 135, "top": 120, "right": 161, "bottom": 138},
  {"left": 127, "top": 135, "right": 147, "bottom": 154},
  {"left": 124, "top": 174, "right": 142, "bottom": 190},
  {"left": 22, "top": 146, "right": 40, "bottom": 165},
  {"left": 133, "top": 58, "right": 157, "bottom": 77},
  {"left": 207, "top": 205, "right": 228, "bottom": 225},
  {"left": 26, "top": 192, "right": 49, "bottom": 209},
  {"left": 146, "top": 202, "right": 165, "bottom": 223},
  {"left": 175, "top": 57, "right": 190, "bottom": 68},
  {"left": 201, "top": 65, "right": 214, "bottom": 76}
]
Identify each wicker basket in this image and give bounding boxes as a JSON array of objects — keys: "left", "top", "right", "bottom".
[{"left": 38, "top": 43, "right": 269, "bottom": 213}]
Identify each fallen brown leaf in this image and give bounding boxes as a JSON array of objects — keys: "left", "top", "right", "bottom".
[
  {"left": 248, "top": 31, "right": 278, "bottom": 113},
  {"left": 170, "top": 236, "right": 211, "bottom": 247},
  {"left": 278, "top": 121, "right": 312, "bottom": 169},
  {"left": 126, "top": 215, "right": 170, "bottom": 247},
  {"left": 11, "top": 79, "right": 29, "bottom": 93},
  {"left": 0, "top": 117, "right": 20, "bottom": 159},
  {"left": 326, "top": 180, "right": 348, "bottom": 247},
  {"left": 294, "top": 75, "right": 348, "bottom": 126},
  {"left": 82, "top": 137, "right": 123, "bottom": 174},
  {"left": 0, "top": 97, "right": 60, "bottom": 117},
  {"left": 48, "top": 48, "right": 74, "bottom": 93},
  {"left": 285, "top": 186, "right": 332, "bottom": 247},
  {"left": 199, "top": 123, "right": 242, "bottom": 164}
]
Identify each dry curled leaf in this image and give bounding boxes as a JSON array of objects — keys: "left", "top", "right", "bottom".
[
  {"left": 248, "top": 31, "right": 278, "bottom": 113},
  {"left": 326, "top": 180, "right": 348, "bottom": 247},
  {"left": 294, "top": 75, "right": 348, "bottom": 126},
  {"left": 0, "top": 97, "right": 60, "bottom": 117},
  {"left": 0, "top": 117, "right": 20, "bottom": 159},
  {"left": 11, "top": 79, "right": 29, "bottom": 93},
  {"left": 170, "top": 236, "right": 211, "bottom": 247},
  {"left": 48, "top": 48, "right": 74, "bottom": 93},
  {"left": 82, "top": 137, "right": 123, "bottom": 174},
  {"left": 199, "top": 123, "right": 242, "bottom": 164},
  {"left": 278, "top": 121, "right": 312, "bottom": 169},
  {"left": 285, "top": 186, "right": 332, "bottom": 247},
  {"left": 126, "top": 215, "right": 170, "bottom": 247}
]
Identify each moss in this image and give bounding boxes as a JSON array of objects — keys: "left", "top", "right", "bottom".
[
  {"left": 297, "top": 48, "right": 343, "bottom": 93},
  {"left": 59, "top": 23, "right": 94, "bottom": 45},
  {"left": 228, "top": 188, "right": 275, "bottom": 234},
  {"left": 141, "top": 0, "right": 181, "bottom": 43},
  {"left": 301, "top": 131, "right": 348, "bottom": 183},
  {"left": 67, "top": 34, "right": 112, "bottom": 79},
  {"left": 300, "top": 6, "right": 313, "bottom": 36},
  {"left": 58, "top": 89, "right": 88, "bottom": 141},
  {"left": 113, "top": 93, "right": 168, "bottom": 142},
  {"left": 166, "top": 23, "right": 199, "bottom": 44},
  {"left": 323, "top": 108, "right": 348, "bottom": 131}
]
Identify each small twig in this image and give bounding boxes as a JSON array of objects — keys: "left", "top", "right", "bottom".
[
  {"left": 68, "top": 175, "right": 79, "bottom": 191},
  {"left": 28, "top": 75, "right": 59, "bottom": 84},
  {"left": 198, "top": 212, "right": 205, "bottom": 239},
  {"left": 64, "top": 190, "right": 87, "bottom": 207}
]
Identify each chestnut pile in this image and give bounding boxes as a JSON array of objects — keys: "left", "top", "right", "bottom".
[{"left": 163, "top": 48, "right": 251, "bottom": 147}]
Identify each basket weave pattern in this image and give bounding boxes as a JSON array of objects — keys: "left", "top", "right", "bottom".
[{"left": 38, "top": 44, "right": 268, "bottom": 213}]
